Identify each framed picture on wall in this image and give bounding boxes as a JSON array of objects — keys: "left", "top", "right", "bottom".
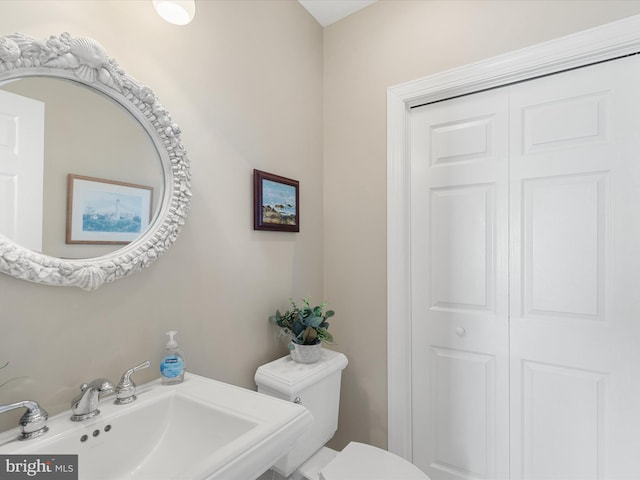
[
  {"left": 66, "top": 174, "right": 153, "bottom": 244},
  {"left": 253, "top": 169, "right": 300, "bottom": 232}
]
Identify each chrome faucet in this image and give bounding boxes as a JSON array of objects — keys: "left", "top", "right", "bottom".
[
  {"left": 70, "top": 378, "right": 114, "bottom": 422},
  {"left": 115, "top": 361, "right": 151, "bottom": 405},
  {"left": 0, "top": 400, "right": 49, "bottom": 440}
]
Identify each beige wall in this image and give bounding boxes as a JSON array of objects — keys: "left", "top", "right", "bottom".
[
  {"left": 323, "top": 0, "right": 640, "bottom": 450},
  {"left": 0, "top": 0, "right": 323, "bottom": 432},
  {"left": 2, "top": 0, "right": 640, "bottom": 459}
]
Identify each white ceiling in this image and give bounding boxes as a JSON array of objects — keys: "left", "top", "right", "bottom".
[{"left": 298, "top": 0, "right": 377, "bottom": 27}]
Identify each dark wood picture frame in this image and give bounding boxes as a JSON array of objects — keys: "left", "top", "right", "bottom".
[{"left": 253, "top": 169, "right": 299, "bottom": 232}]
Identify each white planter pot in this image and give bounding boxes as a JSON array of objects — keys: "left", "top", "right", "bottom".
[{"left": 289, "top": 343, "right": 322, "bottom": 363}]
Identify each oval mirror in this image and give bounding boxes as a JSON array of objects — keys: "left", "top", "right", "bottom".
[
  {"left": 0, "top": 76, "right": 165, "bottom": 259},
  {"left": 0, "top": 32, "right": 191, "bottom": 290}
]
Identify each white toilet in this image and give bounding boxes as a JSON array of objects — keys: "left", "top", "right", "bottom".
[{"left": 255, "top": 349, "right": 429, "bottom": 480}]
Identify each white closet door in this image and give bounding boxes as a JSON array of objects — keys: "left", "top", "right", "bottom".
[
  {"left": 410, "top": 54, "right": 640, "bottom": 480},
  {"left": 410, "top": 89, "right": 510, "bottom": 480},
  {"left": 0, "top": 89, "right": 44, "bottom": 252},
  {"left": 509, "top": 55, "right": 640, "bottom": 479}
]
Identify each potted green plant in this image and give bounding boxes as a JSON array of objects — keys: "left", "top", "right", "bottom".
[{"left": 271, "top": 298, "right": 334, "bottom": 363}]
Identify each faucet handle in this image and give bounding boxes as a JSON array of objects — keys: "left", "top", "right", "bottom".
[
  {"left": 0, "top": 400, "right": 49, "bottom": 440},
  {"left": 115, "top": 360, "right": 150, "bottom": 405},
  {"left": 84, "top": 378, "right": 115, "bottom": 397}
]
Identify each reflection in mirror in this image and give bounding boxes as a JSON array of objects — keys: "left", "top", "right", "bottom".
[
  {"left": 0, "top": 77, "right": 164, "bottom": 259},
  {"left": 0, "top": 32, "right": 191, "bottom": 290}
]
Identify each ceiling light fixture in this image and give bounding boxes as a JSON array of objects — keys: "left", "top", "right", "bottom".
[{"left": 152, "top": 0, "right": 196, "bottom": 26}]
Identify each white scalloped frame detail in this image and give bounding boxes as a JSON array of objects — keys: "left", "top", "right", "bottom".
[{"left": 0, "top": 32, "right": 191, "bottom": 290}]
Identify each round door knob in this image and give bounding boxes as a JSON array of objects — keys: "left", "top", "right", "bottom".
[{"left": 455, "top": 327, "right": 466, "bottom": 337}]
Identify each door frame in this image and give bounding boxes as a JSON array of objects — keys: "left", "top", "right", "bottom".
[{"left": 387, "top": 14, "right": 640, "bottom": 461}]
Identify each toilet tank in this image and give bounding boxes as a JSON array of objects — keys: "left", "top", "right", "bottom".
[{"left": 255, "top": 349, "right": 348, "bottom": 477}]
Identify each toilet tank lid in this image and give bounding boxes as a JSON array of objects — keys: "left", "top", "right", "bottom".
[{"left": 255, "top": 349, "right": 348, "bottom": 396}]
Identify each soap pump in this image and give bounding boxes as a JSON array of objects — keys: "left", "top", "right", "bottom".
[{"left": 160, "top": 330, "right": 185, "bottom": 385}]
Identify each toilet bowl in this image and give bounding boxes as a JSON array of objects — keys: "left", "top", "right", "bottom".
[
  {"left": 315, "top": 442, "right": 427, "bottom": 480},
  {"left": 255, "top": 349, "right": 429, "bottom": 480}
]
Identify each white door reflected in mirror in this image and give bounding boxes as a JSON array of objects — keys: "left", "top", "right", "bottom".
[{"left": 0, "top": 89, "right": 44, "bottom": 252}]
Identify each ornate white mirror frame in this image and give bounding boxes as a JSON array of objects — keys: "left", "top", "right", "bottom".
[{"left": 0, "top": 32, "right": 191, "bottom": 290}]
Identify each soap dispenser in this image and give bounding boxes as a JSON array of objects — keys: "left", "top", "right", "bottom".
[{"left": 160, "top": 330, "right": 185, "bottom": 385}]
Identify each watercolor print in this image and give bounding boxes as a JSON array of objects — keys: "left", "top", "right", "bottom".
[{"left": 66, "top": 174, "right": 153, "bottom": 244}]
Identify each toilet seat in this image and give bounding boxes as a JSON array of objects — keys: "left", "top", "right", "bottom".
[{"left": 319, "top": 442, "right": 429, "bottom": 480}]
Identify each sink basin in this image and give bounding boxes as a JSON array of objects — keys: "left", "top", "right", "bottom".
[{"left": 0, "top": 373, "right": 313, "bottom": 479}]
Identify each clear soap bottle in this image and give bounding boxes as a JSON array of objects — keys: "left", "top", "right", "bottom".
[{"left": 160, "top": 330, "right": 185, "bottom": 385}]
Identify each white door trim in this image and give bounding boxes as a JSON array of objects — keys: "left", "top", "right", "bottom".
[{"left": 387, "top": 14, "right": 640, "bottom": 461}]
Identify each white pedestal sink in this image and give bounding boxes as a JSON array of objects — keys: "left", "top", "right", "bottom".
[{"left": 0, "top": 373, "right": 313, "bottom": 479}]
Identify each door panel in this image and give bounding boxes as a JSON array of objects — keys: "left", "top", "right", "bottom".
[
  {"left": 411, "top": 89, "right": 510, "bottom": 480},
  {"left": 509, "top": 55, "right": 640, "bottom": 479},
  {"left": 522, "top": 173, "right": 607, "bottom": 320},
  {"left": 430, "top": 184, "right": 496, "bottom": 312},
  {"left": 521, "top": 91, "right": 608, "bottom": 153},
  {"left": 430, "top": 347, "right": 497, "bottom": 479},
  {"left": 520, "top": 361, "right": 606, "bottom": 480}
]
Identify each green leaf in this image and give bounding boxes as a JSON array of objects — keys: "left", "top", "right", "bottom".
[
  {"left": 317, "top": 328, "right": 334, "bottom": 344},
  {"left": 309, "top": 316, "right": 323, "bottom": 328},
  {"left": 302, "top": 326, "right": 317, "bottom": 344}
]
